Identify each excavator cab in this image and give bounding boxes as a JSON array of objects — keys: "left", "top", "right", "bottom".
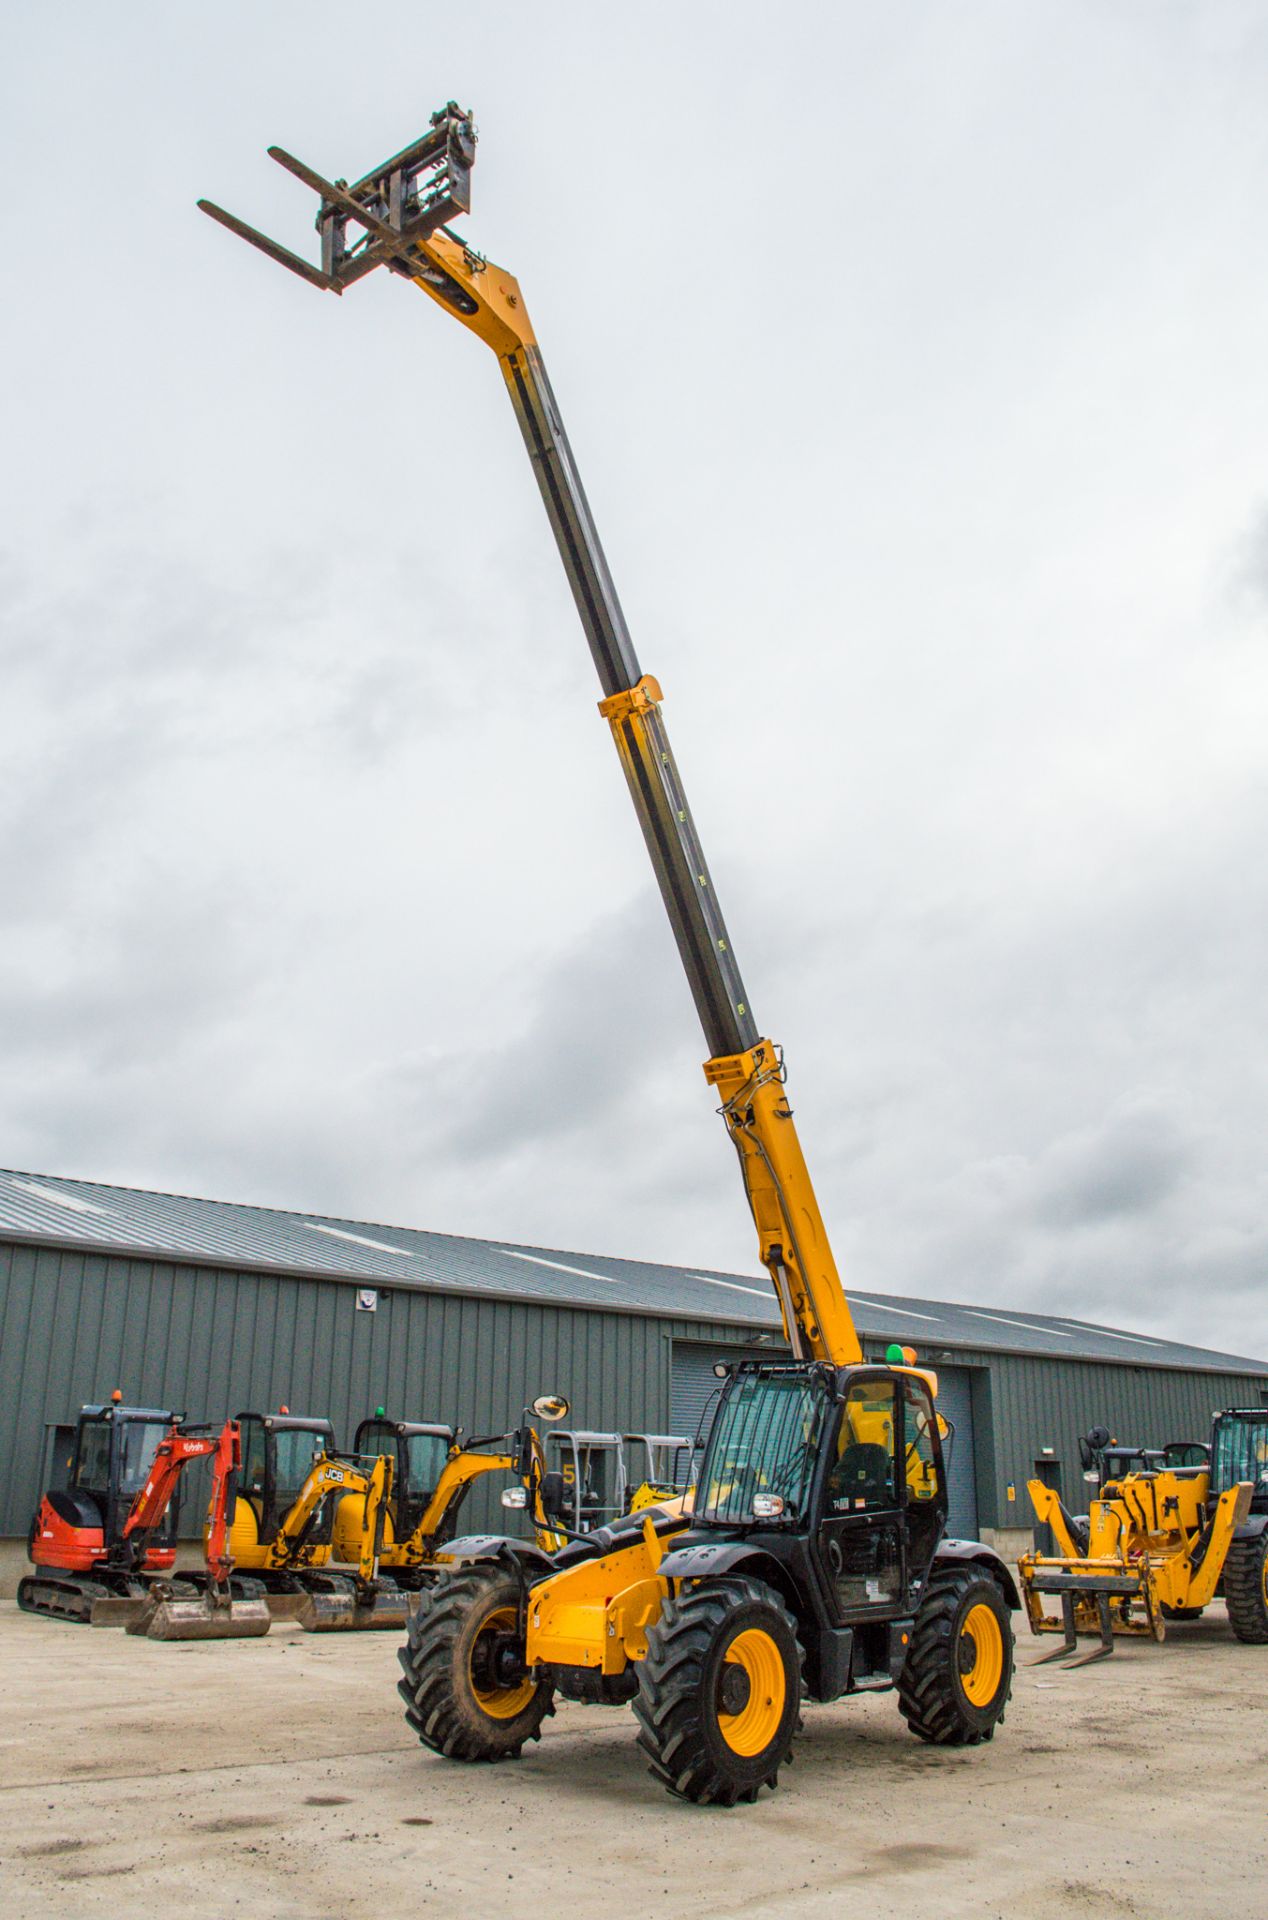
[
  {"left": 234, "top": 1411, "right": 335, "bottom": 1544},
  {"left": 65, "top": 1404, "right": 181, "bottom": 1558},
  {"left": 354, "top": 1416, "right": 456, "bottom": 1541}
]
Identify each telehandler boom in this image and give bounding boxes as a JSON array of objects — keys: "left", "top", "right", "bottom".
[{"left": 202, "top": 103, "right": 1020, "bottom": 1805}]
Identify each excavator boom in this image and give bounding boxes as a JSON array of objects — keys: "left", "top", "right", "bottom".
[{"left": 199, "top": 107, "right": 862, "bottom": 1370}]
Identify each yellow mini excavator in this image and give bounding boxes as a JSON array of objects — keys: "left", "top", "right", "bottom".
[
  {"left": 1019, "top": 1410, "right": 1268, "bottom": 1664},
  {"left": 202, "top": 105, "right": 1020, "bottom": 1805},
  {"left": 215, "top": 1409, "right": 406, "bottom": 1630},
  {"left": 330, "top": 1400, "right": 570, "bottom": 1580}
]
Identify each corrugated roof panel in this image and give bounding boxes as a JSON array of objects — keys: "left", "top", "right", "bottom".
[{"left": 0, "top": 1165, "right": 1262, "bottom": 1376}]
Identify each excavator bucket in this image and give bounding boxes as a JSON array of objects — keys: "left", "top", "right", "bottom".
[
  {"left": 127, "top": 1581, "right": 272, "bottom": 1641},
  {"left": 90, "top": 1595, "right": 151, "bottom": 1628},
  {"left": 295, "top": 1576, "right": 411, "bottom": 1632}
]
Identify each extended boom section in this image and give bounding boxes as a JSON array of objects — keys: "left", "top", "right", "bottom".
[{"left": 200, "top": 109, "right": 861, "bottom": 1370}]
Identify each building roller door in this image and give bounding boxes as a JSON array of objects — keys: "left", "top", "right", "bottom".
[{"left": 934, "top": 1365, "right": 978, "bottom": 1537}]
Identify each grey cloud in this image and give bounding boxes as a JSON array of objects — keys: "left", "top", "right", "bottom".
[
  {"left": 1029, "top": 1100, "right": 1193, "bottom": 1229},
  {"left": 3, "top": 6, "right": 1268, "bottom": 1366}
]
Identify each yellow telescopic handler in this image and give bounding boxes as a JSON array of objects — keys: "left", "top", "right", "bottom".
[{"left": 202, "top": 103, "right": 1021, "bottom": 1805}]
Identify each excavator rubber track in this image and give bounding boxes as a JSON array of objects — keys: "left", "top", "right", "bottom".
[{"left": 17, "top": 1571, "right": 208, "bottom": 1628}]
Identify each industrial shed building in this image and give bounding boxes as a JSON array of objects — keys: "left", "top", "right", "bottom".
[{"left": 2, "top": 1166, "right": 1266, "bottom": 1563}]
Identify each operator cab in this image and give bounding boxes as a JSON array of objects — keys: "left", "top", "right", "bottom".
[
  {"left": 622, "top": 1433, "right": 695, "bottom": 1498},
  {"left": 693, "top": 1362, "right": 948, "bottom": 1617},
  {"left": 1210, "top": 1411, "right": 1268, "bottom": 1513},
  {"left": 544, "top": 1430, "right": 628, "bottom": 1532},
  {"left": 68, "top": 1403, "right": 179, "bottom": 1547},
  {"left": 353, "top": 1416, "right": 455, "bottom": 1537},
  {"left": 235, "top": 1411, "right": 335, "bottom": 1538}
]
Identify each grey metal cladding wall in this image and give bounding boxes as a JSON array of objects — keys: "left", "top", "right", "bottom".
[
  {"left": 953, "top": 1346, "right": 1268, "bottom": 1529},
  {"left": 0, "top": 1240, "right": 757, "bottom": 1536}
]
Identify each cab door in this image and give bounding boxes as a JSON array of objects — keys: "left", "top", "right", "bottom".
[
  {"left": 899, "top": 1376, "right": 948, "bottom": 1593},
  {"left": 816, "top": 1377, "right": 905, "bottom": 1622}
]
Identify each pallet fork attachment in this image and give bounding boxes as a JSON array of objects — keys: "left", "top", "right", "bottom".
[
  {"left": 198, "top": 103, "right": 475, "bottom": 296},
  {"left": 1025, "top": 1591, "right": 1118, "bottom": 1668}
]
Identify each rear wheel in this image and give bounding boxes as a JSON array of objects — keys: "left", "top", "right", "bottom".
[
  {"left": 899, "top": 1565, "right": 1013, "bottom": 1745},
  {"left": 633, "top": 1575, "right": 803, "bottom": 1806},
  {"left": 1224, "top": 1532, "right": 1268, "bottom": 1644},
  {"left": 397, "top": 1564, "right": 554, "bottom": 1761}
]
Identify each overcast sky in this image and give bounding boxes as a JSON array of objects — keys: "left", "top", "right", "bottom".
[{"left": 3, "top": 4, "right": 1267, "bottom": 1359}]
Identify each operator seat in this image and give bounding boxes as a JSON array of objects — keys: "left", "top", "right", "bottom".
[{"left": 829, "top": 1442, "right": 893, "bottom": 1508}]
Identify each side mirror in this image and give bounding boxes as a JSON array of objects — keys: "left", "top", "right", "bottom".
[{"left": 531, "top": 1394, "right": 570, "bottom": 1423}]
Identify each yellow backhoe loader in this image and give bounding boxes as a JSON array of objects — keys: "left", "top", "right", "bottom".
[
  {"left": 202, "top": 104, "right": 1020, "bottom": 1806},
  {"left": 214, "top": 1409, "right": 406, "bottom": 1630},
  {"left": 330, "top": 1400, "right": 571, "bottom": 1580},
  {"left": 1019, "top": 1410, "right": 1268, "bottom": 1664}
]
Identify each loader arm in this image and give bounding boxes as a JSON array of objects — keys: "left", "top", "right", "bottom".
[
  {"left": 119, "top": 1423, "right": 230, "bottom": 1570},
  {"left": 199, "top": 110, "right": 861, "bottom": 1369},
  {"left": 404, "top": 1434, "right": 564, "bottom": 1563},
  {"left": 203, "top": 1422, "right": 244, "bottom": 1588},
  {"left": 268, "top": 1455, "right": 393, "bottom": 1578}
]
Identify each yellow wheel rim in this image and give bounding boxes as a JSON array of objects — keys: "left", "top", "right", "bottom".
[
  {"left": 958, "top": 1602, "right": 1004, "bottom": 1708},
  {"left": 468, "top": 1605, "right": 535, "bottom": 1721},
  {"left": 718, "top": 1628, "right": 786, "bottom": 1757}
]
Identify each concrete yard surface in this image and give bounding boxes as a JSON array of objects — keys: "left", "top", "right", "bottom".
[{"left": 0, "top": 1600, "right": 1263, "bottom": 1920}]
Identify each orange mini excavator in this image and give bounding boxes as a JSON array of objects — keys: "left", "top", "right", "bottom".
[{"left": 19, "top": 1397, "right": 270, "bottom": 1636}]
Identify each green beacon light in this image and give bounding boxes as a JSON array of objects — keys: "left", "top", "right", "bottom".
[
  {"left": 885, "top": 1343, "right": 906, "bottom": 1367},
  {"left": 375, "top": 1406, "right": 386, "bottom": 1419}
]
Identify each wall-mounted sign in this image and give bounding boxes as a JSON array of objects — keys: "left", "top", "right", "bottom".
[{"left": 356, "top": 1288, "right": 378, "bottom": 1313}]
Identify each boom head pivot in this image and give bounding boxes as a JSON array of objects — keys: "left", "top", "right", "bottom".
[{"left": 198, "top": 102, "right": 477, "bottom": 295}]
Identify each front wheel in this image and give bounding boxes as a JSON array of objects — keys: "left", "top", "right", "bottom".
[
  {"left": 633, "top": 1575, "right": 803, "bottom": 1806},
  {"left": 1224, "top": 1532, "right": 1268, "bottom": 1644},
  {"left": 899, "top": 1565, "right": 1014, "bottom": 1745},
  {"left": 397, "top": 1564, "right": 555, "bottom": 1761}
]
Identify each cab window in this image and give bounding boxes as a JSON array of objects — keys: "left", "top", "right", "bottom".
[
  {"left": 902, "top": 1381, "right": 940, "bottom": 1501},
  {"left": 358, "top": 1421, "right": 394, "bottom": 1461},
  {"left": 74, "top": 1418, "right": 113, "bottom": 1492},
  {"left": 239, "top": 1418, "right": 267, "bottom": 1497},
  {"left": 117, "top": 1421, "right": 169, "bottom": 1494},
  {"left": 827, "top": 1384, "right": 897, "bottom": 1512},
  {"left": 403, "top": 1433, "right": 451, "bottom": 1497}
]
